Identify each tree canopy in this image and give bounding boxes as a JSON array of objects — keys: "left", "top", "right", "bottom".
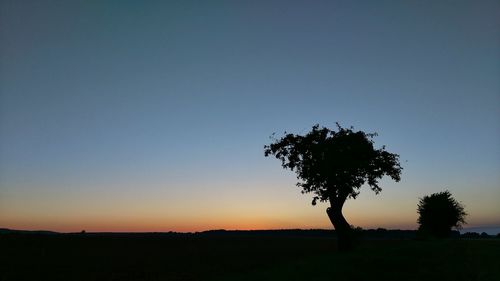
[{"left": 264, "top": 124, "right": 402, "bottom": 206}]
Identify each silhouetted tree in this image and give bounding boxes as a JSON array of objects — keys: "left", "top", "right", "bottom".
[
  {"left": 264, "top": 124, "right": 402, "bottom": 251},
  {"left": 417, "top": 190, "right": 467, "bottom": 238}
]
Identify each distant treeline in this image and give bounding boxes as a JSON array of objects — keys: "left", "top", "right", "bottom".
[
  {"left": 197, "top": 228, "right": 419, "bottom": 239},
  {"left": 1, "top": 228, "right": 497, "bottom": 239}
]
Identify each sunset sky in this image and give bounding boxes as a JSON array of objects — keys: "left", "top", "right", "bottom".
[{"left": 1, "top": 0, "right": 499, "bottom": 233}]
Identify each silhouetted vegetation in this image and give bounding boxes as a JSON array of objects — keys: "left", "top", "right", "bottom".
[
  {"left": 460, "top": 231, "right": 497, "bottom": 239},
  {"left": 264, "top": 124, "right": 402, "bottom": 251},
  {"left": 417, "top": 190, "right": 467, "bottom": 238}
]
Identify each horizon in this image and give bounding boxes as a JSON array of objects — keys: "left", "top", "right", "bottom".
[
  {"left": 1, "top": 1, "right": 499, "bottom": 233},
  {"left": 3, "top": 225, "right": 500, "bottom": 236}
]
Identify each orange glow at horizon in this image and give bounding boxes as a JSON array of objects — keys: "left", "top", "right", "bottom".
[
  {"left": 1, "top": 182, "right": 498, "bottom": 233},
  {"left": 1, "top": 202, "right": 420, "bottom": 233}
]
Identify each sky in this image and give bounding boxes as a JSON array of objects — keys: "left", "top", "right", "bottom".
[{"left": 1, "top": 0, "right": 499, "bottom": 233}]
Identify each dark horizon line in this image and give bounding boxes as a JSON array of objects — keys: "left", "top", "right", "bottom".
[
  {"left": 0, "top": 227, "right": 405, "bottom": 234},
  {"left": 3, "top": 226, "right": 498, "bottom": 235}
]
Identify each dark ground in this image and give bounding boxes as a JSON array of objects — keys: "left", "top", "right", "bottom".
[{"left": 1, "top": 231, "right": 499, "bottom": 281}]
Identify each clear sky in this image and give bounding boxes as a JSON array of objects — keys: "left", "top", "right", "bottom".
[{"left": 1, "top": 0, "right": 499, "bottom": 232}]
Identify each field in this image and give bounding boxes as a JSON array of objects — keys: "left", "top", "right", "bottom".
[{"left": 1, "top": 232, "right": 499, "bottom": 281}]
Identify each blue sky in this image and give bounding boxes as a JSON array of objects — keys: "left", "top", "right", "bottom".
[{"left": 1, "top": 0, "right": 499, "bottom": 232}]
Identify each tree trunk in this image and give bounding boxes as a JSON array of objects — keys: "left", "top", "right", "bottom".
[{"left": 327, "top": 197, "right": 354, "bottom": 251}]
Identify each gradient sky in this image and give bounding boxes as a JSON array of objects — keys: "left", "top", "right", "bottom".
[{"left": 1, "top": 0, "right": 499, "bottom": 232}]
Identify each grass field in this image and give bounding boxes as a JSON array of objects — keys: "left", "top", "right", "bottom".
[{"left": 1, "top": 233, "right": 499, "bottom": 281}]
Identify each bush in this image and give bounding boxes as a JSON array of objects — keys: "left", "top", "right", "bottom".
[{"left": 417, "top": 190, "right": 467, "bottom": 238}]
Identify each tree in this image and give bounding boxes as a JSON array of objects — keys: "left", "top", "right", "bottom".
[
  {"left": 417, "top": 190, "right": 467, "bottom": 238},
  {"left": 264, "top": 124, "right": 402, "bottom": 251}
]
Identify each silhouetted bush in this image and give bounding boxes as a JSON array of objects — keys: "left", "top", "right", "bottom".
[{"left": 417, "top": 190, "right": 467, "bottom": 238}]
